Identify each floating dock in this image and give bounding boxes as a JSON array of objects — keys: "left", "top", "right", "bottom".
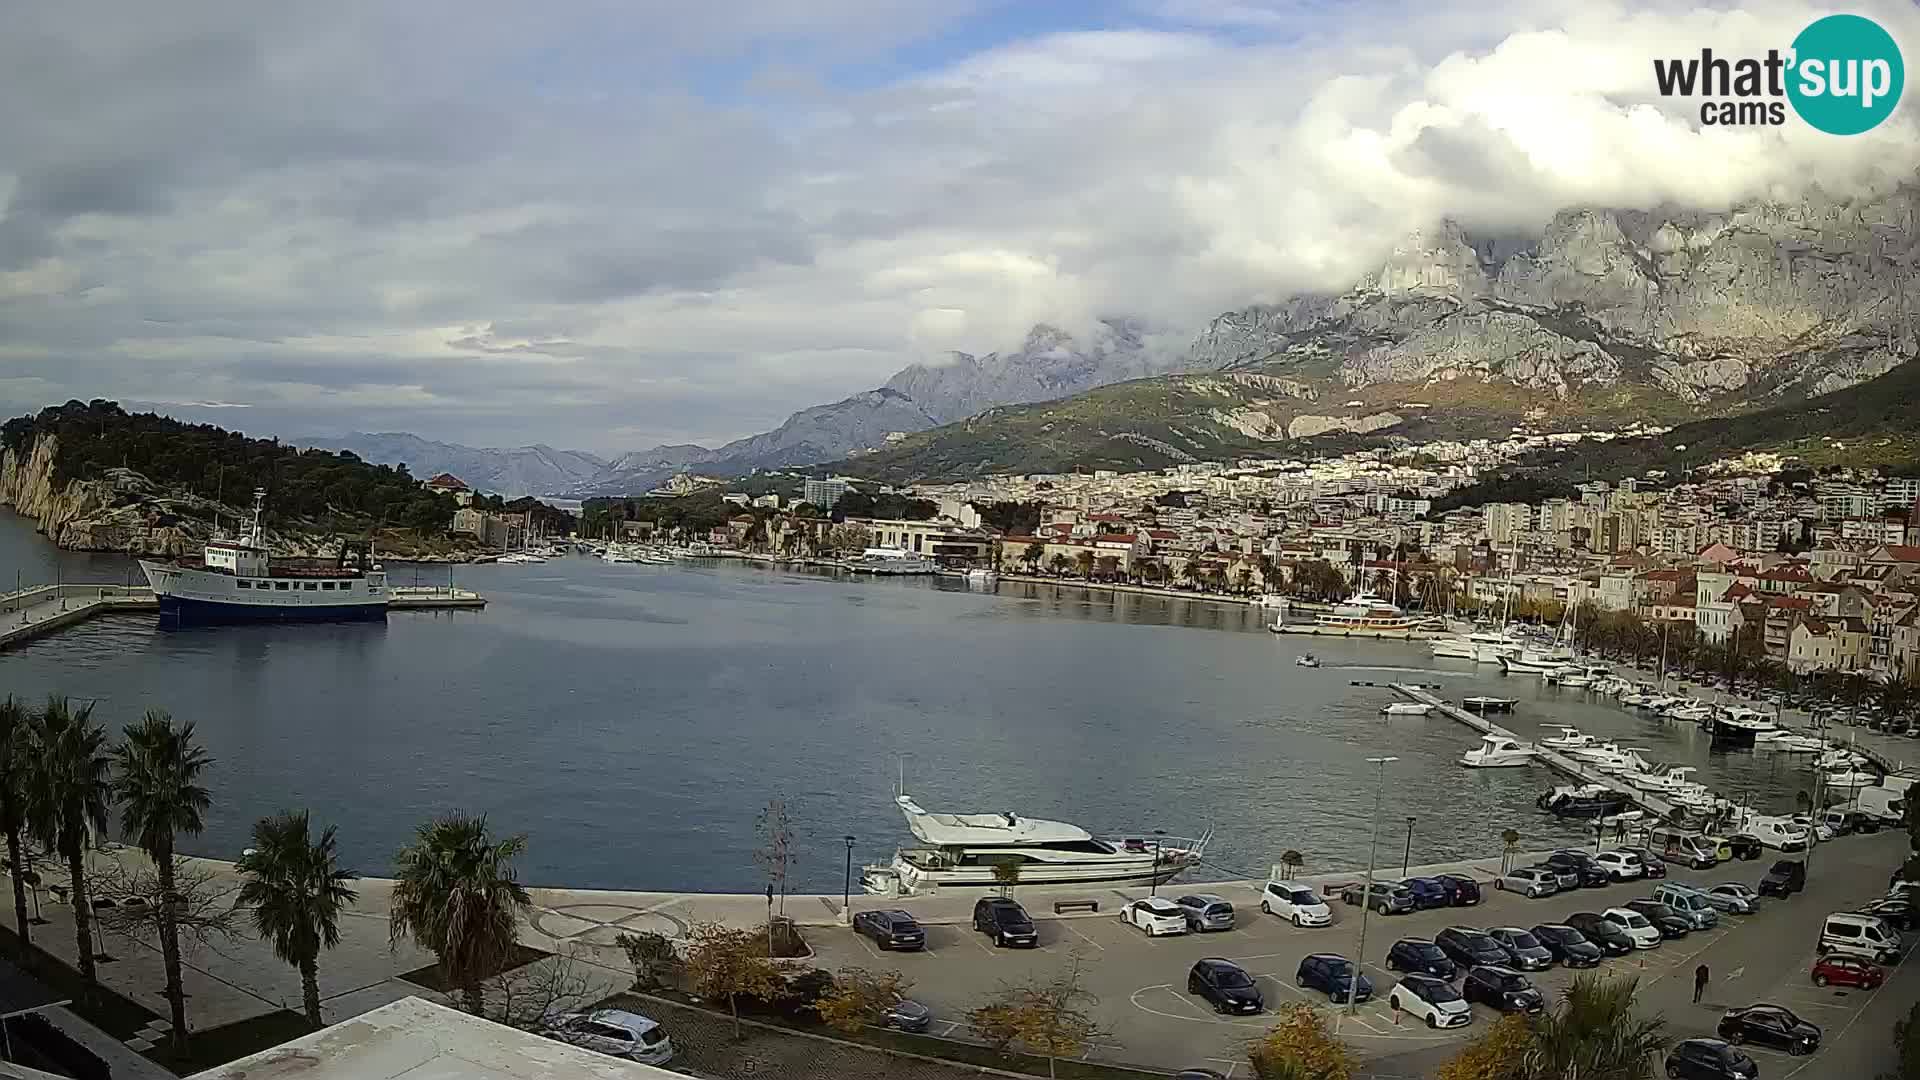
[
  {"left": 0, "top": 582, "right": 486, "bottom": 652},
  {"left": 1389, "top": 682, "right": 1676, "bottom": 819}
]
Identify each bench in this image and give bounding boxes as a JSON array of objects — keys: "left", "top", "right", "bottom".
[{"left": 1052, "top": 900, "right": 1099, "bottom": 914}]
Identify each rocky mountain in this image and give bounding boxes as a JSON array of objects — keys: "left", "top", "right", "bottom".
[
  {"left": 572, "top": 321, "right": 1184, "bottom": 494},
  {"left": 842, "top": 185, "right": 1920, "bottom": 483},
  {"left": 310, "top": 433, "right": 606, "bottom": 498}
]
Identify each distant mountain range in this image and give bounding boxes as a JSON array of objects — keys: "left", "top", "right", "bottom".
[
  {"left": 312, "top": 321, "right": 1186, "bottom": 496},
  {"left": 319, "top": 183, "right": 1920, "bottom": 495}
]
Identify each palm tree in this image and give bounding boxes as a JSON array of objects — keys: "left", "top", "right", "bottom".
[
  {"left": 1523, "top": 974, "right": 1668, "bottom": 1079},
  {"left": 1023, "top": 543, "right": 1045, "bottom": 572},
  {"left": 389, "top": 813, "right": 532, "bottom": 1014},
  {"left": 25, "top": 697, "right": 111, "bottom": 995},
  {"left": 113, "top": 710, "right": 212, "bottom": 1053},
  {"left": 0, "top": 698, "right": 34, "bottom": 953},
  {"left": 237, "top": 811, "right": 359, "bottom": 1028}
]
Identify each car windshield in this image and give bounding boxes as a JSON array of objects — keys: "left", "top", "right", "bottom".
[
  {"left": 1419, "top": 980, "right": 1462, "bottom": 1002},
  {"left": 1321, "top": 960, "right": 1353, "bottom": 978},
  {"left": 1506, "top": 932, "right": 1540, "bottom": 949},
  {"left": 1619, "top": 913, "right": 1650, "bottom": 928},
  {"left": 1557, "top": 928, "right": 1588, "bottom": 944},
  {"left": 1639, "top": 903, "right": 1675, "bottom": 919},
  {"left": 1205, "top": 903, "right": 1233, "bottom": 916},
  {"left": 1410, "top": 943, "right": 1446, "bottom": 960},
  {"left": 1214, "top": 968, "right": 1253, "bottom": 988},
  {"left": 1290, "top": 890, "right": 1322, "bottom": 905},
  {"left": 1496, "top": 974, "right": 1529, "bottom": 991},
  {"left": 639, "top": 1028, "right": 666, "bottom": 1046}
]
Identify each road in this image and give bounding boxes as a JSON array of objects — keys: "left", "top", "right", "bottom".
[{"left": 805, "top": 831, "right": 1917, "bottom": 1077}]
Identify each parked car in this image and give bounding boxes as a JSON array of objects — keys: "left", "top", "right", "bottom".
[
  {"left": 1812, "top": 954, "right": 1885, "bottom": 989},
  {"left": 1535, "top": 863, "right": 1582, "bottom": 892},
  {"left": 1636, "top": 850, "right": 1670, "bottom": 879},
  {"left": 852, "top": 909, "right": 926, "bottom": 951},
  {"left": 1625, "top": 899, "right": 1692, "bottom": 939},
  {"left": 1461, "top": 966, "right": 1545, "bottom": 1014},
  {"left": 1385, "top": 937, "right": 1457, "bottom": 979},
  {"left": 552, "top": 1010, "right": 675, "bottom": 1066},
  {"left": 1600, "top": 907, "right": 1663, "bottom": 949},
  {"left": 1529, "top": 923, "right": 1603, "bottom": 967},
  {"left": 1436, "top": 926, "right": 1510, "bottom": 969},
  {"left": 1564, "top": 912, "right": 1637, "bottom": 956},
  {"left": 1852, "top": 896, "right": 1917, "bottom": 933},
  {"left": 1389, "top": 973, "right": 1472, "bottom": 1029},
  {"left": 972, "top": 898, "right": 1038, "bottom": 948},
  {"left": 1666, "top": 1038, "right": 1758, "bottom": 1080},
  {"left": 1434, "top": 873, "right": 1483, "bottom": 906},
  {"left": 1121, "top": 897, "right": 1190, "bottom": 936},
  {"left": 1759, "top": 859, "right": 1806, "bottom": 898},
  {"left": 1702, "top": 883, "right": 1759, "bottom": 915},
  {"left": 883, "top": 998, "right": 932, "bottom": 1032},
  {"left": 1841, "top": 810, "right": 1882, "bottom": 834},
  {"left": 1651, "top": 884, "right": 1721, "bottom": 930},
  {"left": 1402, "top": 877, "right": 1451, "bottom": 909},
  {"left": 1187, "top": 958, "right": 1264, "bottom": 1015},
  {"left": 1172, "top": 894, "right": 1237, "bottom": 932},
  {"left": 1493, "top": 867, "right": 1560, "bottom": 898},
  {"left": 1545, "top": 850, "right": 1611, "bottom": 888},
  {"left": 1718, "top": 1004, "right": 1821, "bottom": 1055},
  {"left": 1594, "top": 849, "right": 1645, "bottom": 882},
  {"left": 1296, "top": 953, "right": 1371, "bottom": 1004},
  {"left": 1486, "top": 927, "right": 1555, "bottom": 971},
  {"left": 1725, "top": 834, "right": 1764, "bottom": 861},
  {"left": 1261, "top": 880, "right": 1333, "bottom": 927},
  {"left": 1340, "top": 881, "right": 1415, "bottom": 915}
]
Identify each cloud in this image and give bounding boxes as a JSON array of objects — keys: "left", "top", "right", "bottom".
[{"left": 0, "top": 0, "right": 1915, "bottom": 451}]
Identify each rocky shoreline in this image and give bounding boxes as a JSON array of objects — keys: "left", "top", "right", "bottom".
[{"left": 0, "top": 434, "right": 485, "bottom": 562}]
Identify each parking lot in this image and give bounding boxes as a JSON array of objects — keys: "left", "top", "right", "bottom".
[{"left": 813, "top": 831, "right": 1918, "bottom": 1076}]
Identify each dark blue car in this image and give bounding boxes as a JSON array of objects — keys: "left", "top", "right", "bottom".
[
  {"left": 1402, "top": 877, "right": 1450, "bottom": 910},
  {"left": 1296, "top": 954, "right": 1372, "bottom": 1003},
  {"left": 1435, "top": 873, "right": 1483, "bottom": 906}
]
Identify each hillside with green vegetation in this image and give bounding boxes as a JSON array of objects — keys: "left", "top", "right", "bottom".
[
  {"left": 1530, "top": 358, "right": 1920, "bottom": 482},
  {"left": 1, "top": 399, "right": 458, "bottom": 534}
]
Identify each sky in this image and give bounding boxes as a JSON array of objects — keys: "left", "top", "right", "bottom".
[{"left": 1, "top": 0, "right": 1915, "bottom": 454}]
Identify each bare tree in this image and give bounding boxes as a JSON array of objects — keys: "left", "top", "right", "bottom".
[
  {"left": 479, "top": 950, "right": 602, "bottom": 1035},
  {"left": 614, "top": 930, "right": 682, "bottom": 991},
  {"left": 92, "top": 858, "right": 241, "bottom": 973},
  {"left": 968, "top": 955, "right": 1109, "bottom": 1079}
]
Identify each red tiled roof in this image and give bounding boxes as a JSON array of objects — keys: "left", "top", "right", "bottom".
[
  {"left": 1879, "top": 545, "right": 1920, "bottom": 563},
  {"left": 1094, "top": 534, "right": 1138, "bottom": 544}
]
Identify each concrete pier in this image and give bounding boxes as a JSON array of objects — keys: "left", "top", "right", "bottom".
[
  {"left": 0, "top": 581, "right": 487, "bottom": 651},
  {"left": 1390, "top": 681, "right": 1677, "bottom": 819}
]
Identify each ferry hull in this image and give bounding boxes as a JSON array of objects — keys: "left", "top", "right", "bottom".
[{"left": 157, "top": 594, "right": 387, "bottom": 625}]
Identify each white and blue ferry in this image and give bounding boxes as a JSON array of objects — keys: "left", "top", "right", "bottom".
[{"left": 139, "top": 490, "right": 387, "bottom": 623}]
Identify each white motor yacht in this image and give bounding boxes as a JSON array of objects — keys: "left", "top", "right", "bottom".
[
  {"left": 1381, "top": 702, "right": 1433, "bottom": 716},
  {"left": 1460, "top": 735, "right": 1537, "bottom": 768},
  {"left": 965, "top": 568, "right": 999, "bottom": 586},
  {"left": 1430, "top": 629, "right": 1527, "bottom": 663},
  {"left": 1822, "top": 767, "right": 1880, "bottom": 793},
  {"left": 1756, "top": 731, "right": 1827, "bottom": 753},
  {"left": 1816, "top": 749, "right": 1870, "bottom": 771},
  {"left": 1296, "top": 654, "right": 1321, "bottom": 668},
  {"left": 1629, "top": 765, "right": 1701, "bottom": 796},
  {"left": 1500, "top": 648, "right": 1577, "bottom": 675},
  {"left": 860, "top": 796, "right": 1211, "bottom": 895},
  {"left": 1539, "top": 726, "right": 1592, "bottom": 751},
  {"left": 1666, "top": 703, "right": 1713, "bottom": 723}
]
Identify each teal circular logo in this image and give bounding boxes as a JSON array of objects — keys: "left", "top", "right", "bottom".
[{"left": 1787, "top": 14, "right": 1904, "bottom": 135}]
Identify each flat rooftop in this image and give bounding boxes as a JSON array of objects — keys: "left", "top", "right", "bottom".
[{"left": 193, "top": 996, "right": 680, "bottom": 1080}]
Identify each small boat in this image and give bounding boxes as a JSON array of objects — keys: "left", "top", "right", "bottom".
[
  {"left": 1756, "top": 731, "right": 1827, "bottom": 753},
  {"left": 1539, "top": 727, "right": 1592, "bottom": 751},
  {"left": 964, "top": 568, "right": 999, "bottom": 586},
  {"left": 1461, "top": 735, "right": 1536, "bottom": 768},
  {"left": 1257, "top": 593, "right": 1292, "bottom": 609},
  {"left": 1537, "top": 784, "right": 1631, "bottom": 819},
  {"left": 1381, "top": 702, "right": 1433, "bottom": 716},
  {"left": 1462, "top": 696, "right": 1517, "bottom": 713},
  {"left": 1599, "top": 809, "right": 1646, "bottom": 828},
  {"left": 1295, "top": 654, "right": 1321, "bottom": 668}
]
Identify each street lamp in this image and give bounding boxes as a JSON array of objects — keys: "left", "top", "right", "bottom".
[
  {"left": 842, "top": 836, "right": 857, "bottom": 926},
  {"left": 1351, "top": 755, "right": 1398, "bottom": 1013},
  {"left": 1401, "top": 817, "right": 1415, "bottom": 877},
  {"left": 1150, "top": 829, "right": 1168, "bottom": 897}
]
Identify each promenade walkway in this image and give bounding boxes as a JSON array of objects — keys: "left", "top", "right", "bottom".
[{"left": 0, "top": 584, "right": 155, "bottom": 651}]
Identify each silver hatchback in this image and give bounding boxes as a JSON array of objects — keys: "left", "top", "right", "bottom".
[{"left": 1173, "top": 893, "right": 1236, "bottom": 931}]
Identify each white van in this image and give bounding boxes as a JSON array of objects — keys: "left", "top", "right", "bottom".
[
  {"left": 1856, "top": 785, "right": 1909, "bottom": 824},
  {"left": 1819, "top": 912, "right": 1903, "bottom": 965},
  {"left": 1652, "top": 883, "right": 1720, "bottom": 930},
  {"left": 1649, "top": 827, "right": 1719, "bottom": 869},
  {"left": 1747, "top": 817, "right": 1810, "bottom": 852}
]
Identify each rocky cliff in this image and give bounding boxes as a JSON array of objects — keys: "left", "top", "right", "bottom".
[{"left": 0, "top": 435, "right": 202, "bottom": 554}]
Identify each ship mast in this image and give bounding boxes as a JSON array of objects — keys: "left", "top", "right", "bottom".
[{"left": 248, "top": 489, "right": 266, "bottom": 549}]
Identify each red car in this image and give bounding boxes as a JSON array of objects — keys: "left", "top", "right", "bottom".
[{"left": 1812, "top": 955, "right": 1884, "bottom": 989}]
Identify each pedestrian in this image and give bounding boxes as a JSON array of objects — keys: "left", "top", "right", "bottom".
[{"left": 1694, "top": 963, "right": 1710, "bottom": 1003}]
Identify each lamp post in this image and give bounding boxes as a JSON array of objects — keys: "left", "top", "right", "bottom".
[
  {"left": 1150, "top": 829, "right": 1168, "bottom": 896},
  {"left": 841, "top": 835, "right": 858, "bottom": 926},
  {"left": 1351, "top": 755, "right": 1398, "bottom": 1014},
  {"left": 1401, "top": 817, "right": 1415, "bottom": 877}
]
